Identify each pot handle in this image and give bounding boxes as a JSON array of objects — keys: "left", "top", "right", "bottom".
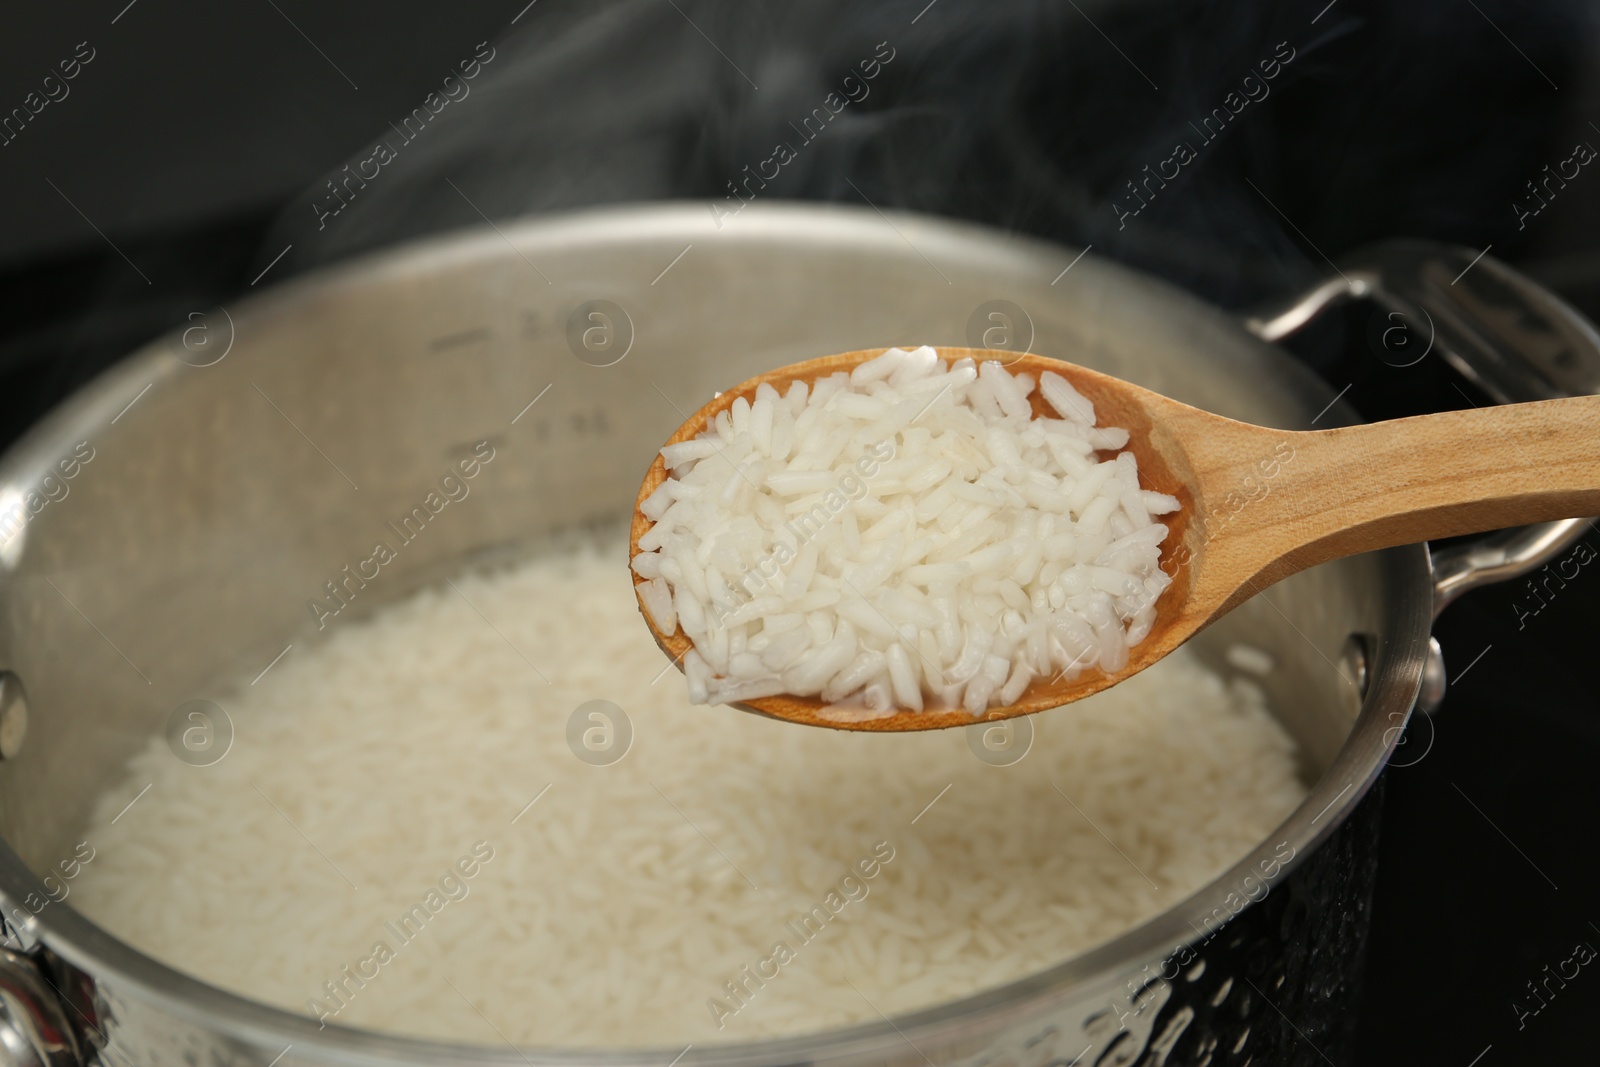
[
  {"left": 1244, "top": 240, "right": 1600, "bottom": 709},
  {"left": 1244, "top": 239, "right": 1599, "bottom": 612}
]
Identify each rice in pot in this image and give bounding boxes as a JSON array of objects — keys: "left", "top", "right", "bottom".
[{"left": 71, "top": 534, "right": 1306, "bottom": 1047}]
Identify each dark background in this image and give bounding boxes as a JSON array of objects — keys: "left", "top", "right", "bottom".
[{"left": 2, "top": 1, "right": 1596, "bottom": 1063}]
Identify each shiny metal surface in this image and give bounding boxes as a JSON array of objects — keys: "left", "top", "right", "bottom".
[
  {"left": 1347, "top": 241, "right": 1600, "bottom": 402},
  {"left": 0, "top": 947, "right": 80, "bottom": 1067},
  {"left": 0, "top": 204, "right": 1470, "bottom": 1065},
  {"left": 1430, "top": 520, "right": 1589, "bottom": 618},
  {"left": 1418, "top": 637, "right": 1448, "bottom": 717}
]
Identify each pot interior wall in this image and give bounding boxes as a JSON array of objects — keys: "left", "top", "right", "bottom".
[{"left": 0, "top": 204, "right": 1385, "bottom": 876}]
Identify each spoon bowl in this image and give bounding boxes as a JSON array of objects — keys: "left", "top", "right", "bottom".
[{"left": 631, "top": 346, "right": 1600, "bottom": 730}]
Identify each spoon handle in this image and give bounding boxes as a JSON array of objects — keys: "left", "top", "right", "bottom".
[{"left": 1191, "top": 394, "right": 1600, "bottom": 601}]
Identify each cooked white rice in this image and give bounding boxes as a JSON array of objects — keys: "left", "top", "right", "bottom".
[
  {"left": 72, "top": 534, "right": 1304, "bottom": 1047},
  {"left": 634, "top": 347, "right": 1181, "bottom": 716}
]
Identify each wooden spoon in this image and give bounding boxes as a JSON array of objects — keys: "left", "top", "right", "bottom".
[{"left": 630, "top": 346, "right": 1600, "bottom": 731}]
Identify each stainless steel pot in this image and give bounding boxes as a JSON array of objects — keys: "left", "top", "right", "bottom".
[{"left": 0, "top": 204, "right": 1593, "bottom": 1067}]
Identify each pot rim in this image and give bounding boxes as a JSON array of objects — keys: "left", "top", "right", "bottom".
[{"left": 0, "top": 201, "right": 1431, "bottom": 1066}]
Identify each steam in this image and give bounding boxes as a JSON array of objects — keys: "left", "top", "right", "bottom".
[{"left": 258, "top": 0, "right": 1584, "bottom": 308}]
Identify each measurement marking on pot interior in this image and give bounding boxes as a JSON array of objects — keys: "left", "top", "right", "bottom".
[
  {"left": 663, "top": 1044, "right": 694, "bottom": 1067},
  {"left": 1310, "top": 0, "right": 1338, "bottom": 23},
  {"left": 1310, "top": 781, "right": 1352, "bottom": 825},
  {"left": 445, "top": 578, "right": 550, "bottom": 683},
  {"left": 1053, "top": 780, "right": 1160, "bottom": 890},
  {"left": 845, "top": 978, "right": 942, "bottom": 1067},
  {"left": 110, "top": 783, "right": 152, "bottom": 823},
  {"left": 511, "top": 783, "right": 552, "bottom": 824},
  {"left": 250, "top": 244, "right": 293, "bottom": 286},
  {"left": 845, "top": 178, "right": 952, "bottom": 285},
  {"left": 111, "top": 0, "right": 140, "bottom": 23},
  {"left": 430, "top": 326, "right": 490, "bottom": 351},
  {"left": 44, "top": 577, "right": 152, "bottom": 684},
  {"left": 651, "top": 244, "right": 693, "bottom": 285},
  {"left": 444, "top": 976, "right": 537, "bottom": 1064},
  {"left": 1310, "top": 383, "right": 1351, "bottom": 426},
  {"left": 1451, "top": 244, "right": 1492, "bottom": 286},
  {"left": 1451, "top": 643, "right": 1492, "bottom": 685},
  {"left": 1451, "top": 782, "right": 1558, "bottom": 890},
  {"left": 511, "top": 0, "right": 539, "bottom": 24},
  {"left": 1466, "top": 1045, "right": 1492, "bottom": 1067},
  {"left": 252, "top": 383, "right": 360, "bottom": 491},
  {"left": 1050, "top": 244, "right": 1093, "bottom": 285},
  {"left": 111, "top": 382, "right": 153, "bottom": 424},
  {"left": 444, "top": 178, "right": 552, "bottom": 284},
  {"left": 911, "top": 783, "right": 952, "bottom": 824},
  {"left": 511, "top": 383, "right": 553, "bottom": 425},
  {"left": 911, "top": 0, "right": 939, "bottom": 24},
  {"left": 252, "top": 644, "right": 293, "bottom": 685},
  {"left": 264, "top": 1045, "right": 294, "bottom": 1067},
  {"left": 1063, "top": 1045, "right": 1094, "bottom": 1067},
  {"left": 1243, "top": 976, "right": 1335, "bottom": 1066},
  {"left": 650, "top": 780, "right": 761, "bottom": 891},
  {"left": 252, "top": 782, "right": 361, "bottom": 890}
]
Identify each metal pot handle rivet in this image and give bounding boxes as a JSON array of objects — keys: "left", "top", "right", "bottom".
[
  {"left": 1417, "top": 637, "right": 1448, "bottom": 716},
  {"left": 1339, "top": 634, "right": 1372, "bottom": 699}
]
